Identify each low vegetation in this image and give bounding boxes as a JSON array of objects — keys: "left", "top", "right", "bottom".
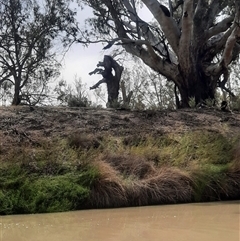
[{"left": 0, "top": 129, "right": 239, "bottom": 215}]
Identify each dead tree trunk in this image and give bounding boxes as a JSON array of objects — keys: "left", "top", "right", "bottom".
[{"left": 89, "top": 55, "right": 124, "bottom": 108}]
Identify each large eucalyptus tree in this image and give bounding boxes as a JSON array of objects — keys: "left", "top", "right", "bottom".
[{"left": 79, "top": 0, "right": 240, "bottom": 108}]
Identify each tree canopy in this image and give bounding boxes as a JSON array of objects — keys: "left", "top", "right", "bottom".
[
  {"left": 0, "top": 0, "right": 78, "bottom": 105},
  {"left": 78, "top": 0, "right": 240, "bottom": 108}
]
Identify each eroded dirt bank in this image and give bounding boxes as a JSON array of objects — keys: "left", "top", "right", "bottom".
[{"left": 1, "top": 106, "right": 240, "bottom": 146}]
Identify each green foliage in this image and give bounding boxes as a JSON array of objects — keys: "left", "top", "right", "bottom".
[
  {"left": 119, "top": 131, "right": 236, "bottom": 168},
  {"left": 157, "top": 131, "right": 234, "bottom": 167},
  {"left": 67, "top": 95, "right": 91, "bottom": 107},
  {"left": 0, "top": 174, "right": 91, "bottom": 214},
  {"left": 0, "top": 0, "right": 78, "bottom": 105},
  {"left": 0, "top": 139, "right": 100, "bottom": 215},
  {"left": 205, "top": 98, "right": 215, "bottom": 107}
]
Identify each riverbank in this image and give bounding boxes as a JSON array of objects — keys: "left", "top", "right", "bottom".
[{"left": 0, "top": 106, "right": 240, "bottom": 214}]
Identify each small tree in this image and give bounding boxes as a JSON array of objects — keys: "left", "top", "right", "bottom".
[
  {"left": 0, "top": 0, "right": 78, "bottom": 105},
  {"left": 55, "top": 77, "right": 91, "bottom": 107}
]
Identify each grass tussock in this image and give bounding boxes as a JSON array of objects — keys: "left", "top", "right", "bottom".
[
  {"left": 191, "top": 164, "right": 240, "bottom": 202},
  {"left": 125, "top": 168, "right": 193, "bottom": 206},
  {"left": 88, "top": 160, "right": 128, "bottom": 208},
  {"left": 88, "top": 159, "right": 193, "bottom": 208},
  {"left": 1, "top": 130, "right": 240, "bottom": 215}
]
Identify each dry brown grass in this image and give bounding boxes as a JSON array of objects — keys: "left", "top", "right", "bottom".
[
  {"left": 89, "top": 156, "right": 194, "bottom": 208},
  {"left": 88, "top": 160, "right": 128, "bottom": 208},
  {"left": 125, "top": 168, "right": 193, "bottom": 206},
  {"left": 1, "top": 107, "right": 240, "bottom": 214},
  {"left": 67, "top": 132, "right": 101, "bottom": 150},
  {"left": 103, "top": 153, "right": 156, "bottom": 179},
  {"left": 231, "top": 142, "right": 240, "bottom": 168},
  {"left": 221, "top": 143, "right": 240, "bottom": 199},
  {"left": 222, "top": 163, "right": 240, "bottom": 200},
  {"left": 88, "top": 142, "right": 240, "bottom": 208}
]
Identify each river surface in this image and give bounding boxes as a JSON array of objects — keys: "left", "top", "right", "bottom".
[{"left": 0, "top": 201, "right": 239, "bottom": 241}]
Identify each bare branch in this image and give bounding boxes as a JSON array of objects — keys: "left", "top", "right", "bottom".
[
  {"left": 222, "top": 4, "right": 240, "bottom": 67},
  {"left": 142, "top": 0, "right": 180, "bottom": 55},
  {"left": 122, "top": 0, "right": 177, "bottom": 62},
  {"left": 89, "top": 79, "right": 106, "bottom": 90},
  {"left": 89, "top": 68, "right": 104, "bottom": 76},
  {"left": 205, "top": 0, "right": 228, "bottom": 29},
  {"left": 218, "top": 68, "right": 235, "bottom": 97},
  {"left": 206, "top": 17, "right": 234, "bottom": 40},
  {"left": 204, "top": 5, "right": 240, "bottom": 85}
]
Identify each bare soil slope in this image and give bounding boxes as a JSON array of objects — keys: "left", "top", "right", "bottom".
[{"left": 0, "top": 106, "right": 240, "bottom": 150}]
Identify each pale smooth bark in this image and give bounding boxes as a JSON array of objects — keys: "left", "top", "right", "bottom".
[
  {"left": 178, "top": 0, "right": 194, "bottom": 71},
  {"left": 122, "top": 0, "right": 178, "bottom": 64},
  {"left": 222, "top": 2, "right": 240, "bottom": 66},
  {"left": 142, "top": 0, "right": 180, "bottom": 55},
  {"left": 205, "top": 2, "right": 240, "bottom": 76}
]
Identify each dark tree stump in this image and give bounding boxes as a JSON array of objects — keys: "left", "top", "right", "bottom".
[{"left": 89, "top": 55, "right": 124, "bottom": 108}]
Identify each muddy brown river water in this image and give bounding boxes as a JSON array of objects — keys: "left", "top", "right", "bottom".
[{"left": 0, "top": 201, "right": 239, "bottom": 241}]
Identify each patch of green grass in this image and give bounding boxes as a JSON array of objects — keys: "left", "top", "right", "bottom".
[
  {"left": 156, "top": 131, "right": 235, "bottom": 167},
  {"left": 117, "top": 131, "right": 235, "bottom": 169},
  {"left": 19, "top": 175, "right": 89, "bottom": 213},
  {"left": 120, "top": 135, "right": 178, "bottom": 166}
]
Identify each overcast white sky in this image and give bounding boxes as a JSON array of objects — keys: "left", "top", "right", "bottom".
[
  {"left": 59, "top": 5, "right": 153, "bottom": 92},
  {"left": 59, "top": 6, "right": 103, "bottom": 89},
  {"left": 59, "top": 41, "right": 107, "bottom": 88}
]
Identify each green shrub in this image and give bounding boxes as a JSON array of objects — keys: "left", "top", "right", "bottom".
[{"left": 0, "top": 139, "right": 100, "bottom": 215}]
